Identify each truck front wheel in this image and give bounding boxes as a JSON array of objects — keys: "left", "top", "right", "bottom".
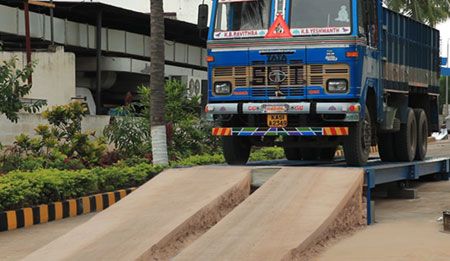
[
  {"left": 343, "top": 106, "right": 372, "bottom": 166},
  {"left": 222, "top": 137, "right": 251, "bottom": 165}
]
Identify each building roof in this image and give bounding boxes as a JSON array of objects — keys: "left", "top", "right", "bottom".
[{"left": 1, "top": 1, "right": 206, "bottom": 47}]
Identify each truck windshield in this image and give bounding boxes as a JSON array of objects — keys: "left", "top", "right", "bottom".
[
  {"left": 214, "top": 0, "right": 271, "bottom": 39},
  {"left": 290, "top": 0, "right": 352, "bottom": 36}
]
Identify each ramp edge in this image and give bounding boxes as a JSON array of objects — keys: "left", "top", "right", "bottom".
[
  {"left": 284, "top": 171, "right": 365, "bottom": 260},
  {"left": 138, "top": 171, "right": 252, "bottom": 260}
]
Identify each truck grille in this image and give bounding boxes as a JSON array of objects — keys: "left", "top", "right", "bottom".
[
  {"left": 251, "top": 87, "right": 306, "bottom": 97},
  {"left": 212, "top": 64, "right": 349, "bottom": 94}
]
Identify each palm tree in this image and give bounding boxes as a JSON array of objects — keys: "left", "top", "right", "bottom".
[
  {"left": 150, "top": 0, "right": 169, "bottom": 165},
  {"left": 385, "top": 0, "right": 450, "bottom": 27}
]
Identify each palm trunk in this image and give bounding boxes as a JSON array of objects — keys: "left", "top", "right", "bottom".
[{"left": 150, "top": 0, "right": 168, "bottom": 165}]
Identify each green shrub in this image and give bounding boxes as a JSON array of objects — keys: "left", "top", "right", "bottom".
[
  {"left": 104, "top": 81, "right": 220, "bottom": 161},
  {"left": 103, "top": 106, "right": 151, "bottom": 157},
  {"left": 250, "top": 147, "right": 285, "bottom": 161},
  {"left": 91, "top": 164, "right": 164, "bottom": 192},
  {"left": 174, "top": 154, "right": 225, "bottom": 167},
  {"left": 0, "top": 102, "right": 108, "bottom": 173},
  {"left": 174, "top": 147, "right": 285, "bottom": 167},
  {"left": 0, "top": 169, "right": 97, "bottom": 211},
  {"left": 0, "top": 164, "right": 163, "bottom": 211},
  {"left": 0, "top": 58, "right": 46, "bottom": 123}
]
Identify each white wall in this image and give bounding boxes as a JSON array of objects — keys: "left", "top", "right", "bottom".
[
  {"left": 0, "top": 47, "right": 76, "bottom": 108},
  {"left": 0, "top": 113, "right": 111, "bottom": 145}
]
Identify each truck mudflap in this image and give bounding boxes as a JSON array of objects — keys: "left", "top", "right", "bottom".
[{"left": 212, "top": 127, "right": 349, "bottom": 137}]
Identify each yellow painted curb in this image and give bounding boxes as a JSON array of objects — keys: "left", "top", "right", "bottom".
[{"left": 0, "top": 188, "right": 136, "bottom": 232}]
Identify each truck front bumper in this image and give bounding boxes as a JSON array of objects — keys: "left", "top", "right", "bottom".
[{"left": 205, "top": 102, "right": 360, "bottom": 122}]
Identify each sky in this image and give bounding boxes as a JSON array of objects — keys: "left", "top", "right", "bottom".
[{"left": 57, "top": 0, "right": 450, "bottom": 57}]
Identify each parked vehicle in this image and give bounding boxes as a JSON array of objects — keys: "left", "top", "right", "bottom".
[{"left": 199, "top": 0, "right": 440, "bottom": 166}]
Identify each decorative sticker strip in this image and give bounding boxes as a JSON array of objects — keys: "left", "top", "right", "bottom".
[
  {"left": 214, "top": 30, "right": 268, "bottom": 39},
  {"left": 291, "top": 27, "right": 351, "bottom": 36},
  {"left": 212, "top": 127, "right": 349, "bottom": 137}
]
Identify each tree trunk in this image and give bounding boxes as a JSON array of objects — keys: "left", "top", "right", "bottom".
[{"left": 150, "top": 0, "right": 168, "bottom": 165}]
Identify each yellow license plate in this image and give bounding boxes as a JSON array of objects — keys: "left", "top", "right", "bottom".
[{"left": 267, "top": 114, "right": 288, "bottom": 128}]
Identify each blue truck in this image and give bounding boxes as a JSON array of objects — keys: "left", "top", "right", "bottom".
[{"left": 198, "top": 0, "right": 440, "bottom": 166}]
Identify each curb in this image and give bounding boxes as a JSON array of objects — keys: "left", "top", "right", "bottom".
[
  {"left": 0, "top": 188, "right": 136, "bottom": 232},
  {"left": 335, "top": 146, "right": 379, "bottom": 158}
]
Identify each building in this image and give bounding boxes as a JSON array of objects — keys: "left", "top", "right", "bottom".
[
  {"left": 0, "top": 1, "right": 207, "bottom": 115},
  {"left": 46, "top": 0, "right": 213, "bottom": 24}
]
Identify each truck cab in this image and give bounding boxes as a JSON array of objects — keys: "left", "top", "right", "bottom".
[{"left": 200, "top": 0, "right": 440, "bottom": 166}]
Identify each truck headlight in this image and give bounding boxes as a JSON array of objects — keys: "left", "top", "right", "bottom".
[
  {"left": 327, "top": 79, "right": 348, "bottom": 93},
  {"left": 214, "top": 82, "right": 232, "bottom": 95}
]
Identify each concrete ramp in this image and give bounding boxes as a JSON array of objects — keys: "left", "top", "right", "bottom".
[
  {"left": 175, "top": 167, "right": 364, "bottom": 261},
  {"left": 24, "top": 167, "right": 252, "bottom": 261}
]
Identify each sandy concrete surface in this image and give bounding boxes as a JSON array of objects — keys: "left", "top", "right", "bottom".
[
  {"left": 428, "top": 139, "right": 450, "bottom": 158},
  {"left": 175, "top": 167, "right": 364, "bottom": 261},
  {"left": 316, "top": 181, "right": 450, "bottom": 261},
  {"left": 24, "top": 167, "right": 252, "bottom": 261},
  {"left": 0, "top": 214, "right": 94, "bottom": 261}
]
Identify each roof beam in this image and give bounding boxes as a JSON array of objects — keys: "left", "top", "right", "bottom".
[{"left": 28, "top": 1, "right": 55, "bottom": 9}]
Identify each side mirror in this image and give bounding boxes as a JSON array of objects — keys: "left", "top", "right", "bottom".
[{"left": 198, "top": 4, "right": 209, "bottom": 31}]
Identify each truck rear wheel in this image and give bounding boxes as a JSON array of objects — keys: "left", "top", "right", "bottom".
[
  {"left": 222, "top": 137, "right": 251, "bottom": 165},
  {"left": 378, "top": 132, "right": 397, "bottom": 162},
  {"left": 394, "top": 108, "right": 417, "bottom": 162},
  {"left": 414, "top": 109, "right": 428, "bottom": 161},
  {"left": 343, "top": 106, "right": 371, "bottom": 166}
]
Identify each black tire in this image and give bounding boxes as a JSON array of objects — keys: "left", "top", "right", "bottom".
[
  {"left": 222, "top": 137, "right": 251, "bottom": 165},
  {"left": 343, "top": 106, "right": 372, "bottom": 166},
  {"left": 378, "top": 132, "right": 397, "bottom": 162},
  {"left": 394, "top": 108, "right": 417, "bottom": 162},
  {"left": 302, "top": 148, "right": 320, "bottom": 161},
  {"left": 284, "top": 148, "right": 302, "bottom": 161},
  {"left": 414, "top": 109, "right": 428, "bottom": 161},
  {"left": 319, "top": 147, "right": 337, "bottom": 161}
]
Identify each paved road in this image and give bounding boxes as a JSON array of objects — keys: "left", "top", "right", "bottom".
[
  {"left": 0, "top": 214, "right": 94, "bottom": 261},
  {"left": 0, "top": 139, "right": 449, "bottom": 260},
  {"left": 317, "top": 180, "right": 450, "bottom": 260},
  {"left": 427, "top": 139, "right": 450, "bottom": 158}
]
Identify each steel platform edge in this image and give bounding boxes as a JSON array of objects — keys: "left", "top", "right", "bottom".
[{"left": 364, "top": 157, "right": 450, "bottom": 225}]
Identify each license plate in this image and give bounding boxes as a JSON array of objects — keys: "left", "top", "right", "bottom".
[{"left": 267, "top": 114, "right": 288, "bottom": 128}]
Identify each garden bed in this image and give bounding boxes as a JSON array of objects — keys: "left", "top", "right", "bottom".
[{"left": 0, "top": 148, "right": 285, "bottom": 213}]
